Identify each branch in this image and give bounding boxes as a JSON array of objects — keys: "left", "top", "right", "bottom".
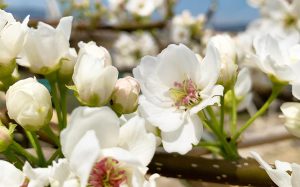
[
  {"left": 148, "top": 152, "right": 275, "bottom": 186},
  {"left": 28, "top": 20, "right": 167, "bottom": 32}
]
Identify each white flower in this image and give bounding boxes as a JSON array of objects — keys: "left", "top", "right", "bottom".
[
  {"left": 0, "top": 10, "right": 28, "bottom": 78},
  {"left": 261, "top": 0, "right": 300, "bottom": 29},
  {"left": 0, "top": 160, "right": 25, "bottom": 187},
  {"left": 0, "top": 161, "right": 50, "bottom": 187},
  {"left": 108, "top": 0, "right": 126, "bottom": 11},
  {"left": 23, "top": 162, "right": 51, "bottom": 187},
  {"left": 125, "top": 0, "right": 163, "bottom": 17},
  {"left": 133, "top": 43, "right": 223, "bottom": 154},
  {"left": 6, "top": 78, "right": 52, "bottom": 131},
  {"left": 49, "top": 159, "right": 80, "bottom": 187},
  {"left": 72, "top": 41, "right": 118, "bottom": 106},
  {"left": 17, "top": 16, "right": 73, "bottom": 75},
  {"left": 172, "top": 10, "right": 196, "bottom": 26},
  {"left": 234, "top": 68, "right": 252, "bottom": 111},
  {"left": 210, "top": 34, "right": 238, "bottom": 88},
  {"left": 252, "top": 33, "right": 300, "bottom": 99},
  {"left": 113, "top": 32, "right": 158, "bottom": 69},
  {"left": 171, "top": 25, "right": 191, "bottom": 44},
  {"left": 111, "top": 76, "right": 140, "bottom": 114},
  {"left": 251, "top": 151, "right": 300, "bottom": 187},
  {"left": 280, "top": 102, "right": 300, "bottom": 137},
  {"left": 60, "top": 106, "right": 157, "bottom": 187}
]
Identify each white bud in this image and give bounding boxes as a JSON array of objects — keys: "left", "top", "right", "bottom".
[
  {"left": 6, "top": 78, "right": 53, "bottom": 131},
  {"left": 0, "top": 126, "right": 12, "bottom": 152},
  {"left": 210, "top": 34, "right": 238, "bottom": 88},
  {"left": 17, "top": 17, "right": 73, "bottom": 75},
  {"left": 0, "top": 10, "right": 28, "bottom": 79},
  {"left": 280, "top": 102, "right": 300, "bottom": 137},
  {"left": 72, "top": 41, "right": 118, "bottom": 106},
  {"left": 58, "top": 48, "right": 77, "bottom": 82},
  {"left": 111, "top": 76, "right": 140, "bottom": 114}
]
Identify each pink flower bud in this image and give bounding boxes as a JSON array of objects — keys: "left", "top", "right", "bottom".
[{"left": 111, "top": 76, "right": 140, "bottom": 114}]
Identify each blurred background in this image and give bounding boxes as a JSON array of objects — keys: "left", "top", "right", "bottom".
[{"left": 7, "top": 0, "right": 259, "bottom": 31}]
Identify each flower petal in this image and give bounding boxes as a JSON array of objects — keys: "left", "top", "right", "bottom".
[
  {"left": 23, "top": 162, "right": 50, "bottom": 187},
  {"left": 61, "top": 106, "right": 119, "bottom": 159},
  {"left": 119, "top": 116, "right": 156, "bottom": 166},
  {"left": 251, "top": 152, "right": 292, "bottom": 187},
  {"left": 69, "top": 130, "right": 101, "bottom": 187},
  {"left": 291, "top": 163, "right": 300, "bottom": 187},
  {"left": 161, "top": 114, "right": 202, "bottom": 154},
  {"left": 138, "top": 97, "right": 184, "bottom": 132},
  {"left": 0, "top": 160, "right": 24, "bottom": 187}
]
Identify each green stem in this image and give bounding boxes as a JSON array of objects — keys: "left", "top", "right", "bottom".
[
  {"left": 206, "top": 106, "right": 219, "bottom": 128},
  {"left": 47, "top": 149, "right": 61, "bottom": 165},
  {"left": 58, "top": 83, "right": 68, "bottom": 129},
  {"left": 198, "top": 112, "right": 239, "bottom": 160},
  {"left": 43, "top": 125, "right": 60, "bottom": 146},
  {"left": 230, "top": 89, "right": 237, "bottom": 135},
  {"left": 25, "top": 131, "right": 46, "bottom": 166},
  {"left": 198, "top": 141, "right": 221, "bottom": 147},
  {"left": 232, "top": 83, "right": 284, "bottom": 141},
  {"left": 220, "top": 96, "right": 225, "bottom": 133},
  {"left": 10, "top": 141, "right": 38, "bottom": 166},
  {"left": 48, "top": 77, "right": 63, "bottom": 130},
  {"left": 4, "top": 149, "right": 24, "bottom": 169}
]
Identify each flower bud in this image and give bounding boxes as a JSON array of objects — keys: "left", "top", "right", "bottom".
[
  {"left": 6, "top": 78, "right": 53, "bottom": 131},
  {"left": 210, "top": 34, "right": 238, "bottom": 90},
  {"left": 111, "top": 76, "right": 140, "bottom": 114},
  {"left": 72, "top": 41, "right": 118, "bottom": 106},
  {"left": 17, "top": 17, "right": 73, "bottom": 75},
  {"left": 280, "top": 102, "right": 300, "bottom": 137},
  {"left": 0, "top": 125, "right": 12, "bottom": 152},
  {"left": 58, "top": 48, "right": 77, "bottom": 82},
  {"left": 0, "top": 10, "right": 28, "bottom": 79}
]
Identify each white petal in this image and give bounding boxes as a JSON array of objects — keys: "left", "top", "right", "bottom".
[
  {"left": 197, "top": 41, "right": 221, "bottom": 89},
  {"left": 235, "top": 68, "right": 252, "bottom": 97},
  {"left": 61, "top": 106, "right": 119, "bottom": 159},
  {"left": 161, "top": 114, "right": 202, "bottom": 154},
  {"left": 280, "top": 102, "right": 300, "bottom": 119},
  {"left": 69, "top": 130, "right": 101, "bottom": 187},
  {"left": 101, "top": 147, "right": 144, "bottom": 168},
  {"left": 49, "top": 159, "right": 77, "bottom": 187},
  {"left": 251, "top": 152, "right": 292, "bottom": 187},
  {"left": 138, "top": 97, "right": 184, "bottom": 132},
  {"left": 292, "top": 83, "right": 300, "bottom": 100},
  {"left": 190, "top": 85, "right": 223, "bottom": 114},
  {"left": 23, "top": 162, "right": 51, "bottom": 187},
  {"left": 155, "top": 44, "right": 199, "bottom": 87},
  {"left": 143, "top": 174, "right": 160, "bottom": 187},
  {"left": 275, "top": 160, "right": 292, "bottom": 172},
  {"left": 56, "top": 16, "right": 73, "bottom": 40},
  {"left": 0, "top": 160, "right": 24, "bottom": 187},
  {"left": 291, "top": 163, "right": 300, "bottom": 187},
  {"left": 119, "top": 116, "right": 156, "bottom": 166}
]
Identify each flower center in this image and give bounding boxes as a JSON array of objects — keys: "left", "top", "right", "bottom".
[
  {"left": 88, "top": 157, "right": 127, "bottom": 187},
  {"left": 20, "top": 178, "right": 29, "bottom": 187},
  {"left": 169, "top": 79, "right": 200, "bottom": 109},
  {"left": 284, "top": 14, "right": 297, "bottom": 27}
]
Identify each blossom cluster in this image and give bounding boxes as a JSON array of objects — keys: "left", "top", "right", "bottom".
[{"left": 1, "top": 0, "right": 300, "bottom": 186}]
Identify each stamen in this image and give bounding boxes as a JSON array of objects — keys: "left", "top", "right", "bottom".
[
  {"left": 89, "top": 157, "right": 127, "bottom": 187},
  {"left": 169, "top": 79, "right": 200, "bottom": 109}
]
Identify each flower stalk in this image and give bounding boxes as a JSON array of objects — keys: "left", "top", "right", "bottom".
[{"left": 232, "top": 83, "right": 285, "bottom": 142}]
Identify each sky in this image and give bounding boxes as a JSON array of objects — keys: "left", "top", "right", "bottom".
[{"left": 5, "top": 0, "right": 260, "bottom": 30}]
